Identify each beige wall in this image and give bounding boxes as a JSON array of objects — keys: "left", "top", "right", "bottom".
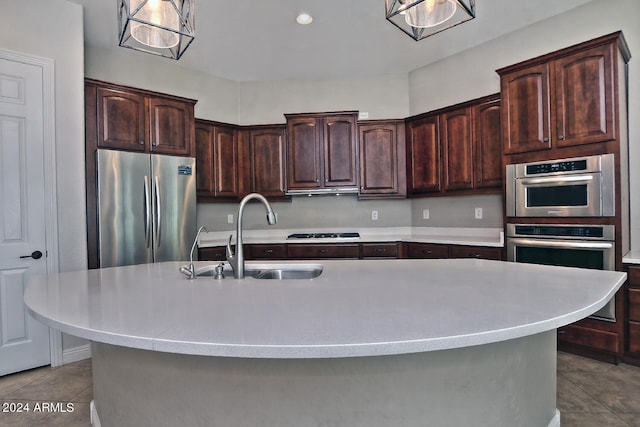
[{"left": 237, "top": 73, "right": 410, "bottom": 125}]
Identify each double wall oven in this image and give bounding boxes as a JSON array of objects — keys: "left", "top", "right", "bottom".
[{"left": 505, "top": 154, "right": 618, "bottom": 322}]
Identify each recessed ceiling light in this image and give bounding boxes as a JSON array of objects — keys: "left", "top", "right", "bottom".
[{"left": 296, "top": 13, "right": 313, "bottom": 25}]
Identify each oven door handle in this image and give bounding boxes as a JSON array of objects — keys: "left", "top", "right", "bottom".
[
  {"left": 508, "top": 238, "right": 614, "bottom": 250},
  {"left": 519, "top": 175, "right": 594, "bottom": 185}
]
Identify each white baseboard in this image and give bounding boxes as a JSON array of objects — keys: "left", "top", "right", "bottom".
[
  {"left": 548, "top": 409, "right": 561, "bottom": 427},
  {"left": 90, "top": 400, "right": 102, "bottom": 427},
  {"left": 62, "top": 343, "right": 91, "bottom": 364}
]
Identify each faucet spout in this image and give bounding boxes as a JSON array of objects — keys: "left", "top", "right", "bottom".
[
  {"left": 227, "top": 193, "right": 277, "bottom": 279},
  {"left": 181, "top": 225, "right": 208, "bottom": 279}
]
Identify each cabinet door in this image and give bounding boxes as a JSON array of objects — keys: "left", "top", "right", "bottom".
[
  {"left": 449, "top": 245, "right": 502, "bottom": 260},
  {"left": 96, "top": 87, "right": 146, "bottom": 151},
  {"left": 287, "top": 117, "right": 322, "bottom": 190},
  {"left": 474, "top": 99, "right": 502, "bottom": 188},
  {"left": 248, "top": 128, "right": 286, "bottom": 197},
  {"left": 554, "top": 44, "right": 615, "bottom": 147},
  {"left": 148, "top": 97, "right": 193, "bottom": 156},
  {"left": 407, "top": 115, "right": 441, "bottom": 194},
  {"left": 404, "top": 242, "right": 449, "bottom": 259},
  {"left": 287, "top": 244, "right": 360, "bottom": 259},
  {"left": 212, "top": 126, "right": 239, "bottom": 198},
  {"left": 442, "top": 108, "right": 473, "bottom": 191},
  {"left": 359, "top": 124, "right": 398, "bottom": 195},
  {"left": 198, "top": 247, "right": 226, "bottom": 262},
  {"left": 501, "top": 64, "right": 552, "bottom": 154},
  {"left": 324, "top": 115, "right": 358, "bottom": 188},
  {"left": 195, "top": 123, "right": 214, "bottom": 194}
]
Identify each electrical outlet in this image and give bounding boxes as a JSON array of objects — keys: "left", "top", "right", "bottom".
[
  {"left": 423, "top": 209, "right": 430, "bottom": 220},
  {"left": 371, "top": 210, "right": 378, "bottom": 221},
  {"left": 474, "top": 207, "right": 483, "bottom": 219},
  {"left": 227, "top": 214, "right": 234, "bottom": 224},
  {"left": 359, "top": 111, "right": 369, "bottom": 120}
]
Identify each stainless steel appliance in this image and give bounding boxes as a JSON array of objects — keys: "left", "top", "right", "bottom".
[
  {"left": 505, "top": 154, "right": 615, "bottom": 217},
  {"left": 287, "top": 232, "right": 360, "bottom": 239},
  {"left": 506, "top": 223, "right": 616, "bottom": 321},
  {"left": 97, "top": 149, "right": 197, "bottom": 267}
]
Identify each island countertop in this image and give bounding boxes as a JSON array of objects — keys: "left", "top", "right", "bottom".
[{"left": 24, "top": 259, "right": 625, "bottom": 359}]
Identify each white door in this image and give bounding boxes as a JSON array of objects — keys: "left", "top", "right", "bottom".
[{"left": 0, "top": 56, "right": 51, "bottom": 375}]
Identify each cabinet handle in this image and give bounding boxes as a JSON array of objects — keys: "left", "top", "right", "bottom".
[
  {"left": 139, "top": 140, "right": 145, "bottom": 145},
  {"left": 320, "top": 248, "right": 327, "bottom": 254},
  {"left": 376, "top": 248, "right": 386, "bottom": 253},
  {"left": 558, "top": 135, "right": 565, "bottom": 140},
  {"left": 543, "top": 137, "right": 549, "bottom": 142},
  {"left": 265, "top": 249, "right": 273, "bottom": 254}
]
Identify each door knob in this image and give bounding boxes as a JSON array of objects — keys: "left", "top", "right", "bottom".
[{"left": 20, "top": 250, "right": 43, "bottom": 260}]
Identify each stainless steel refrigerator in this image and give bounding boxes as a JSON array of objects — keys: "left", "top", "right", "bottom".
[{"left": 96, "top": 149, "right": 197, "bottom": 268}]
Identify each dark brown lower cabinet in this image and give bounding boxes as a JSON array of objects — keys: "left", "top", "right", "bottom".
[
  {"left": 449, "top": 245, "right": 502, "bottom": 260},
  {"left": 404, "top": 242, "right": 450, "bottom": 259},
  {"left": 361, "top": 243, "right": 399, "bottom": 259},
  {"left": 198, "top": 247, "right": 226, "bottom": 262},
  {"left": 287, "top": 244, "right": 360, "bottom": 260},
  {"left": 199, "top": 241, "right": 503, "bottom": 262},
  {"left": 626, "top": 266, "right": 640, "bottom": 359},
  {"left": 247, "top": 244, "right": 287, "bottom": 260}
]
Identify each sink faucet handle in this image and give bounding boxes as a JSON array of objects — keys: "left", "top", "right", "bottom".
[{"left": 226, "top": 234, "right": 235, "bottom": 260}]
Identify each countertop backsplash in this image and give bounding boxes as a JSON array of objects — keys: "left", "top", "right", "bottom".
[{"left": 197, "top": 194, "right": 503, "bottom": 232}]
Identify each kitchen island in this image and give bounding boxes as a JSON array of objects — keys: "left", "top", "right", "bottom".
[{"left": 24, "top": 259, "right": 625, "bottom": 427}]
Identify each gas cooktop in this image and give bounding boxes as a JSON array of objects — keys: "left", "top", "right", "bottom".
[{"left": 287, "top": 232, "right": 360, "bottom": 239}]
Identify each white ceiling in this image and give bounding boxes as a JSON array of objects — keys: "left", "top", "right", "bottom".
[{"left": 69, "top": 0, "right": 595, "bottom": 82}]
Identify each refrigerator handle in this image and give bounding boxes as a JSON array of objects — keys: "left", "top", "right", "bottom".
[
  {"left": 144, "top": 175, "right": 151, "bottom": 248},
  {"left": 154, "top": 176, "right": 162, "bottom": 248}
]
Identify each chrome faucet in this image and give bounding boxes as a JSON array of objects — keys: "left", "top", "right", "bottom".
[
  {"left": 180, "top": 225, "right": 208, "bottom": 279},
  {"left": 227, "top": 193, "right": 277, "bottom": 279}
]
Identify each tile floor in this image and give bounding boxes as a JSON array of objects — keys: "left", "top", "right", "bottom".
[{"left": 0, "top": 352, "right": 639, "bottom": 426}]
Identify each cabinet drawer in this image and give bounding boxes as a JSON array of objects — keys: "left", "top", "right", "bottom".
[
  {"left": 629, "top": 289, "right": 640, "bottom": 321},
  {"left": 198, "top": 247, "right": 226, "bottom": 261},
  {"left": 629, "top": 321, "right": 640, "bottom": 354},
  {"left": 287, "top": 244, "right": 360, "bottom": 259},
  {"left": 247, "top": 244, "right": 286, "bottom": 260},
  {"left": 558, "top": 324, "right": 618, "bottom": 353},
  {"left": 628, "top": 266, "right": 640, "bottom": 287},
  {"left": 449, "top": 245, "right": 502, "bottom": 260},
  {"left": 404, "top": 243, "right": 449, "bottom": 259},
  {"left": 361, "top": 243, "right": 399, "bottom": 259}
]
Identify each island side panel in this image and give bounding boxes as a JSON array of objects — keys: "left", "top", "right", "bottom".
[{"left": 91, "top": 331, "right": 557, "bottom": 427}]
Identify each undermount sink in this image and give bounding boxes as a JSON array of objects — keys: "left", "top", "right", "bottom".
[{"left": 193, "top": 263, "right": 323, "bottom": 280}]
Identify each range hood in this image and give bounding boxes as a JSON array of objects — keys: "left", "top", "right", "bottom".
[{"left": 285, "top": 187, "right": 360, "bottom": 196}]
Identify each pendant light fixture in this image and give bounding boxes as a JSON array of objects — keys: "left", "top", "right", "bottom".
[
  {"left": 118, "top": 0, "right": 195, "bottom": 60},
  {"left": 385, "top": 0, "right": 475, "bottom": 41}
]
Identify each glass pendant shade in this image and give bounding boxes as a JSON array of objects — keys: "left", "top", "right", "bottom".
[
  {"left": 386, "top": 0, "right": 475, "bottom": 41},
  {"left": 118, "top": 0, "right": 195, "bottom": 60}
]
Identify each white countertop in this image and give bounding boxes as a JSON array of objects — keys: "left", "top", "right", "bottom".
[
  {"left": 24, "top": 259, "right": 625, "bottom": 359},
  {"left": 198, "top": 226, "right": 505, "bottom": 248},
  {"left": 623, "top": 250, "right": 640, "bottom": 264}
]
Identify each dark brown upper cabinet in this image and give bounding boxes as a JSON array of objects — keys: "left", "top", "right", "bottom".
[
  {"left": 245, "top": 126, "right": 287, "bottom": 198},
  {"left": 442, "top": 96, "right": 502, "bottom": 192},
  {"left": 498, "top": 32, "right": 630, "bottom": 156},
  {"left": 195, "top": 120, "right": 239, "bottom": 200},
  {"left": 87, "top": 79, "right": 195, "bottom": 157},
  {"left": 406, "top": 114, "right": 441, "bottom": 195},
  {"left": 473, "top": 98, "right": 503, "bottom": 189},
  {"left": 407, "top": 94, "right": 501, "bottom": 197},
  {"left": 358, "top": 120, "right": 406, "bottom": 199},
  {"left": 442, "top": 107, "right": 473, "bottom": 191},
  {"left": 285, "top": 112, "right": 358, "bottom": 192}
]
